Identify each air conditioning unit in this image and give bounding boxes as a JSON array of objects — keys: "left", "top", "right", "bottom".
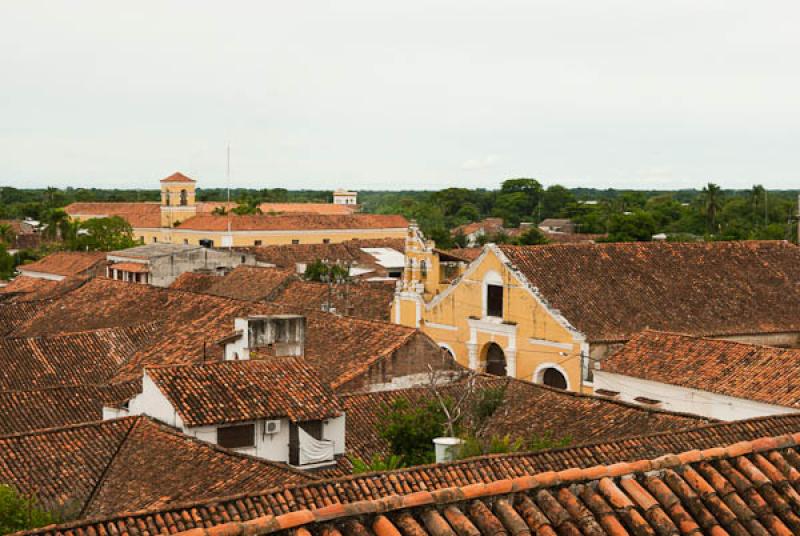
[{"left": 263, "top": 420, "right": 281, "bottom": 435}]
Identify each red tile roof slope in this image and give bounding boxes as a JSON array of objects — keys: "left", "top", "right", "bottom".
[
  {"left": 342, "top": 374, "right": 710, "bottom": 464},
  {"left": 245, "top": 239, "right": 406, "bottom": 269},
  {"left": 160, "top": 172, "right": 196, "bottom": 183},
  {"left": 0, "top": 416, "right": 313, "bottom": 521},
  {"left": 64, "top": 202, "right": 162, "bottom": 228},
  {"left": 0, "top": 275, "right": 89, "bottom": 303},
  {"left": 258, "top": 203, "right": 356, "bottom": 215},
  {"left": 0, "top": 324, "right": 159, "bottom": 390},
  {"left": 19, "top": 251, "right": 107, "bottom": 277},
  {"left": 108, "top": 262, "right": 149, "bottom": 273},
  {"left": 168, "top": 272, "right": 220, "bottom": 293},
  {"left": 253, "top": 313, "right": 419, "bottom": 389},
  {"left": 499, "top": 241, "right": 800, "bottom": 342},
  {"left": 201, "top": 265, "right": 296, "bottom": 302},
  {"left": 144, "top": 359, "right": 342, "bottom": 427},
  {"left": 0, "top": 384, "right": 137, "bottom": 434},
  {"left": 20, "top": 413, "right": 800, "bottom": 536},
  {"left": 269, "top": 279, "right": 395, "bottom": 322},
  {"left": 166, "top": 432, "right": 800, "bottom": 536},
  {"left": 0, "top": 300, "right": 43, "bottom": 336},
  {"left": 603, "top": 330, "right": 800, "bottom": 408},
  {"left": 176, "top": 213, "right": 408, "bottom": 232}
]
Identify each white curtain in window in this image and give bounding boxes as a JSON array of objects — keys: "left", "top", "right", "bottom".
[{"left": 298, "top": 427, "right": 334, "bottom": 465}]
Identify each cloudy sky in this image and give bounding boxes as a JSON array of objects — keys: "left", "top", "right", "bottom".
[{"left": 1, "top": 1, "right": 798, "bottom": 190}]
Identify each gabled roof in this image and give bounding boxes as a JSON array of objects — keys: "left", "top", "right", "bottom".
[
  {"left": 168, "top": 271, "right": 220, "bottom": 292},
  {"left": 0, "top": 416, "right": 312, "bottom": 521},
  {"left": 63, "top": 202, "right": 162, "bottom": 228},
  {"left": 603, "top": 330, "right": 800, "bottom": 408},
  {"left": 245, "top": 238, "right": 406, "bottom": 269},
  {"left": 166, "top": 431, "right": 800, "bottom": 536},
  {"left": 199, "top": 265, "right": 296, "bottom": 302},
  {"left": 144, "top": 359, "right": 342, "bottom": 427},
  {"left": 175, "top": 213, "right": 408, "bottom": 232},
  {"left": 269, "top": 279, "right": 395, "bottom": 322},
  {"left": 20, "top": 412, "right": 800, "bottom": 536},
  {"left": 0, "top": 324, "right": 158, "bottom": 390},
  {"left": 342, "top": 374, "right": 710, "bottom": 464},
  {"left": 258, "top": 203, "right": 356, "bottom": 215},
  {"left": 0, "top": 383, "right": 137, "bottom": 435},
  {"left": 0, "top": 275, "right": 86, "bottom": 303},
  {"left": 498, "top": 241, "right": 800, "bottom": 342},
  {"left": 19, "top": 251, "right": 107, "bottom": 277},
  {"left": 159, "top": 171, "right": 196, "bottom": 183}
]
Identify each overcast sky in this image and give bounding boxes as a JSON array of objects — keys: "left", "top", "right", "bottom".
[{"left": 1, "top": 1, "right": 798, "bottom": 191}]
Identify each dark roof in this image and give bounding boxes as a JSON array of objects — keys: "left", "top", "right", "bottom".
[
  {"left": 144, "top": 359, "right": 342, "bottom": 427},
  {"left": 0, "top": 416, "right": 312, "bottom": 520},
  {"left": 165, "top": 431, "right": 800, "bottom": 536},
  {"left": 342, "top": 374, "right": 710, "bottom": 464},
  {"left": 199, "top": 265, "right": 296, "bottom": 302},
  {"left": 19, "top": 252, "right": 107, "bottom": 277},
  {"left": 0, "top": 384, "right": 136, "bottom": 435},
  {"left": 176, "top": 214, "right": 408, "bottom": 232},
  {"left": 498, "top": 241, "right": 800, "bottom": 342},
  {"left": 20, "top": 413, "right": 800, "bottom": 536},
  {"left": 603, "top": 330, "right": 800, "bottom": 408},
  {"left": 168, "top": 272, "right": 220, "bottom": 293},
  {"left": 0, "top": 324, "right": 158, "bottom": 391}
]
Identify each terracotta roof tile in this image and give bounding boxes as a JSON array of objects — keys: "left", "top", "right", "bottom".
[
  {"left": 19, "top": 251, "right": 107, "bottom": 277},
  {"left": 498, "top": 241, "right": 800, "bottom": 341},
  {"left": 64, "top": 202, "right": 162, "bottom": 228},
  {"left": 258, "top": 203, "right": 356, "bottom": 215},
  {"left": 176, "top": 214, "right": 408, "bottom": 232},
  {"left": 160, "top": 172, "right": 196, "bottom": 183},
  {"left": 602, "top": 330, "right": 800, "bottom": 408},
  {"left": 269, "top": 279, "right": 395, "bottom": 322},
  {"left": 108, "top": 262, "right": 149, "bottom": 273},
  {"left": 0, "top": 416, "right": 312, "bottom": 521},
  {"left": 199, "top": 266, "right": 295, "bottom": 302},
  {"left": 0, "top": 275, "right": 85, "bottom": 302},
  {"left": 20, "top": 412, "right": 800, "bottom": 536},
  {"left": 144, "top": 359, "right": 342, "bottom": 427},
  {"left": 69, "top": 430, "right": 800, "bottom": 536},
  {"left": 244, "top": 239, "right": 406, "bottom": 270},
  {"left": 168, "top": 272, "right": 220, "bottom": 293}
]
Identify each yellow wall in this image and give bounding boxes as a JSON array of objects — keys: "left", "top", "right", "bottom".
[
  {"left": 160, "top": 182, "right": 197, "bottom": 227},
  {"left": 396, "top": 247, "right": 588, "bottom": 392},
  {"left": 133, "top": 228, "right": 407, "bottom": 246}
]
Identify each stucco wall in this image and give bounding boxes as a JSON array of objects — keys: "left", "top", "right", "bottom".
[
  {"left": 593, "top": 371, "right": 798, "bottom": 420},
  {"left": 133, "top": 228, "right": 407, "bottom": 247}
]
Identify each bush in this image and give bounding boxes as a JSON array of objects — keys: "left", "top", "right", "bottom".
[
  {"left": 349, "top": 454, "right": 405, "bottom": 474},
  {"left": 377, "top": 398, "right": 448, "bottom": 466},
  {"left": 0, "top": 485, "right": 54, "bottom": 534}
]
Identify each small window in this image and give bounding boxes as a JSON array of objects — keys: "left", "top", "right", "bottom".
[
  {"left": 152, "top": 236, "right": 157, "bottom": 243},
  {"left": 254, "top": 240, "right": 262, "bottom": 246},
  {"left": 183, "top": 239, "right": 189, "bottom": 245},
  {"left": 180, "top": 189, "right": 188, "bottom": 206},
  {"left": 292, "top": 239, "right": 300, "bottom": 245},
  {"left": 486, "top": 284, "right": 503, "bottom": 317},
  {"left": 199, "top": 239, "right": 214, "bottom": 248},
  {"left": 322, "top": 238, "right": 330, "bottom": 244},
  {"left": 218, "top": 423, "right": 255, "bottom": 448},
  {"left": 420, "top": 260, "right": 427, "bottom": 277}
]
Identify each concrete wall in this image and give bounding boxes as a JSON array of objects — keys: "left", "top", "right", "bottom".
[
  {"left": 133, "top": 228, "right": 407, "bottom": 247},
  {"left": 593, "top": 370, "right": 798, "bottom": 420}
]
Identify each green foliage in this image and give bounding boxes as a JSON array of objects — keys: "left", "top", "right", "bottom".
[
  {"left": 528, "top": 431, "right": 572, "bottom": 452},
  {"left": 0, "top": 484, "right": 55, "bottom": 534},
  {"left": 457, "top": 434, "right": 526, "bottom": 459},
  {"left": 0, "top": 245, "right": 14, "bottom": 280},
  {"left": 601, "top": 210, "right": 656, "bottom": 242},
  {"left": 303, "top": 259, "right": 350, "bottom": 282},
  {"left": 0, "top": 224, "right": 14, "bottom": 246},
  {"left": 377, "top": 398, "right": 448, "bottom": 466},
  {"left": 349, "top": 454, "right": 405, "bottom": 474},
  {"left": 471, "top": 387, "right": 506, "bottom": 427},
  {"left": 515, "top": 226, "right": 549, "bottom": 245},
  {"left": 66, "top": 216, "right": 137, "bottom": 251}
]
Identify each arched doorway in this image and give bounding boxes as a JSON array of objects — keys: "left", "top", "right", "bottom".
[
  {"left": 484, "top": 343, "right": 506, "bottom": 376},
  {"left": 541, "top": 367, "right": 567, "bottom": 389}
]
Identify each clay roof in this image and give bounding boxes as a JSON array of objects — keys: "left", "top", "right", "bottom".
[
  {"left": 0, "top": 383, "right": 137, "bottom": 435},
  {"left": 109, "top": 262, "right": 149, "bottom": 273},
  {"left": 498, "top": 241, "right": 800, "bottom": 342},
  {"left": 269, "top": 279, "right": 395, "bottom": 322},
  {"left": 254, "top": 314, "right": 421, "bottom": 390},
  {"left": 0, "top": 416, "right": 312, "bottom": 520},
  {"left": 603, "top": 330, "right": 800, "bottom": 408},
  {"left": 342, "top": 374, "right": 710, "bottom": 464},
  {"left": 168, "top": 271, "right": 220, "bottom": 293},
  {"left": 21, "top": 412, "right": 800, "bottom": 536},
  {"left": 542, "top": 230, "right": 605, "bottom": 243},
  {"left": 200, "top": 265, "right": 296, "bottom": 302},
  {"left": 160, "top": 171, "right": 196, "bottom": 183},
  {"left": 452, "top": 218, "right": 504, "bottom": 236},
  {"left": 176, "top": 213, "right": 408, "bottom": 232},
  {"left": 144, "top": 359, "right": 342, "bottom": 427},
  {"left": 258, "top": 203, "right": 356, "bottom": 215},
  {"left": 245, "top": 238, "right": 406, "bottom": 270},
  {"left": 0, "top": 324, "right": 158, "bottom": 391},
  {"left": 440, "top": 248, "right": 482, "bottom": 262},
  {"left": 0, "top": 300, "right": 42, "bottom": 336},
  {"left": 169, "top": 431, "right": 800, "bottom": 536},
  {"left": 64, "top": 202, "right": 162, "bottom": 228},
  {"left": 0, "top": 276, "right": 62, "bottom": 302},
  {"left": 19, "top": 251, "right": 107, "bottom": 277}
]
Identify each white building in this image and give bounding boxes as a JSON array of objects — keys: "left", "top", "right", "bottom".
[
  {"left": 593, "top": 330, "right": 800, "bottom": 420},
  {"left": 333, "top": 189, "right": 358, "bottom": 205}
]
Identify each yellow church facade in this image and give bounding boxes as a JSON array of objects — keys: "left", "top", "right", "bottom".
[{"left": 393, "top": 225, "right": 589, "bottom": 393}]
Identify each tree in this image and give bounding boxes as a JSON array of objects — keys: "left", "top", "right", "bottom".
[
  {"left": 69, "top": 216, "right": 136, "bottom": 251},
  {"left": 377, "top": 398, "right": 447, "bottom": 466},
  {"left": 0, "top": 485, "right": 54, "bottom": 534},
  {"left": 541, "top": 185, "right": 575, "bottom": 219},
  {"left": 349, "top": 454, "right": 404, "bottom": 474},
  {"left": 0, "top": 224, "right": 14, "bottom": 246},
  {"left": 701, "top": 182, "right": 723, "bottom": 232},
  {"left": 304, "top": 259, "right": 349, "bottom": 282},
  {"left": 0, "top": 245, "right": 14, "bottom": 280},
  {"left": 602, "top": 210, "right": 656, "bottom": 242},
  {"left": 515, "top": 226, "right": 549, "bottom": 246},
  {"left": 41, "top": 209, "right": 70, "bottom": 241}
]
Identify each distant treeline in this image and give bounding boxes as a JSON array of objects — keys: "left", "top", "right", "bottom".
[{"left": 1, "top": 180, "right": 799, "bottom": 248}]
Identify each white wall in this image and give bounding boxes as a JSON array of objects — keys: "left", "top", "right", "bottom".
[
  {"left": 127, "top": 372, "right": 185, "bottom": 428},
  {"left": 17, "top": 269, "right": 65, "bottom": 281},
  {"left": 593, "top": 371, "right": 798, "bottom": 420},
  {"left": 323, "top": 414, "right": 346, "bottom": 455}
]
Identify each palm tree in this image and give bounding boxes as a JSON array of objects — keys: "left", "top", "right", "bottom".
[
  {"left": 749, "top": 185, "right": 766, "bottom": 226},
  {"left": 42, "top": 209, "right": 69, "bottom": 240},
  {"left": 701, "top": 182, "right": 723, "bottom": 232},
  {"left": 0, "top": 223, "right": 14, "bottom": 246}
]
